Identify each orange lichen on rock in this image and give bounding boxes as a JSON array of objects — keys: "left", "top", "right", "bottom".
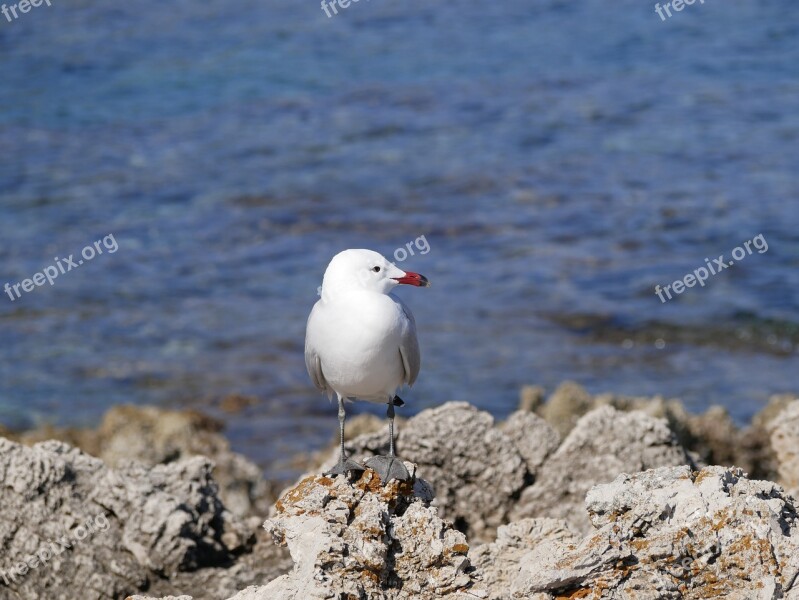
[{"left": 260, "top": 462, "right": 478, "bottom": 599}]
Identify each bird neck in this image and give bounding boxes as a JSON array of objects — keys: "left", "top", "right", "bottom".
[{"left": 321, "top": 286, "right": 386, "bottom": 305}]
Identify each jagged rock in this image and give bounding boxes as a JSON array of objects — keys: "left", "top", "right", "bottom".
[
  {"left": 510, "top": 406, "right": 694, "bottom": 534},
  {"left": 14, "top": 393, "right": 799, "bottom": 600},
  {"left": 11, "top": 405, "right": 274, "bottom": 519},
  {"left": 533, "top": 383, "right": 797, "bottom": 483},
  {"left": 508, "top": 465, "right": 799, "bottom": 599},
  {"left": 645, "top": 392, "right": 798, "bottom": 482},
  {"left": 322, "top": 402, "right": 529, "bottom": 542},
  {"left": 721, "top": 393, "right": 799, "bottom": 484},
  {"left": 0, "top": 437, "right": 277, "bottom": 600},
  {"left": 499, "top": 411, "right": 560, "bottom": 477},
  {"left": 343, "top": 413, "right": 394, "bottom": 440},
  {"left": 96, "top": 405, "right": 274, "bottom": 518},
  {"left": 648, "top": 402, "right": 728, "bottom": 465},
  {"left": 469, "top": 518, "right": 577, "bottom": 600},
  {"left": 630, "top": 398, "right": 757, "bottom": 474},
  {"left": 538, "top": 381, "right": 593, "bottom": 438},
  {"left": 131, "top": 465, "right": 799, "bottom": 600},
  {"left": 754, "top": 394, "right": 797, "bottom": 430},
  {"left": 769, "top": 400, "right": 799, "bottom": 498},
  {"left": 127, "top": 597, "right": 193, "bottom": 600},
  {"left": 517, "top": 385, "right": 546, "bottom": 413},
  {"left": 545, "top": 384, "right": 731, "bottom": 469},
  {"left": 245, "top": 467, "right": 483, "bottom": 600}
]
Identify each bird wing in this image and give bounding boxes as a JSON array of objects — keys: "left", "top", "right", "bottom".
[
  {"left": 305, "top": 303, "right": 331, "bottom": 394},
  {"left": 397, "top": 298, "right": 421, "bottom": 387}
]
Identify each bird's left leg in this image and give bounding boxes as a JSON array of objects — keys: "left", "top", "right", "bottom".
[{"left": 365, "top": 399, "right": 410, "bottom": 483}]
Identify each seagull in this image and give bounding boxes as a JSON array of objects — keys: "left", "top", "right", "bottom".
[{"left": 305, "top": 249, "right": 429, "bottom": 483}]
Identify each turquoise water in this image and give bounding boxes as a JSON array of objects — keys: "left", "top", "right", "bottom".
[{"left": 1, "top": 0, "right": 797, "bottom": 478}]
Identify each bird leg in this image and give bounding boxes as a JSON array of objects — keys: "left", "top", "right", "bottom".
[
  {"left": 365, "top": 400, "right": 410, "bottom": 483},
  {"left": 325, "top": 396, "right": 365, "bottom": 477}
]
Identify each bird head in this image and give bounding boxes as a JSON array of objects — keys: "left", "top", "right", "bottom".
[{"left": 321, "top": 249, "right": 429, "bottom": 300}]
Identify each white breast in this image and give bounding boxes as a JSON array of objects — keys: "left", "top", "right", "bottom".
[{"left": 307, "top": 290, "right": 407, "bottom": 402}]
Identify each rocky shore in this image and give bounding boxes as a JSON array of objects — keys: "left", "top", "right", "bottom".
[{"left": 1, "top": 383, "right": 798, "bottom": 599}]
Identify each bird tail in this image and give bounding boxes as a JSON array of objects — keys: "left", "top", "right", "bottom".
[{"left": 392, "top": 395, "right": 405, "bottom": 407}]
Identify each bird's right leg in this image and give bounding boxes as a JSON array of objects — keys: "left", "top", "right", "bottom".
[{"left": 324, "top": 395, "right": 365, "bottom": 477}]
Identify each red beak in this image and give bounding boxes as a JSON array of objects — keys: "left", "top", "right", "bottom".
[{"left": 393, "top": 271, "right": 430, "bottom": 287}]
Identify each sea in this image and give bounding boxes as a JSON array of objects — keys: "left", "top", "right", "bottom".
[{"left": 1, "top": 0, "right": 797, "bottom": 479}]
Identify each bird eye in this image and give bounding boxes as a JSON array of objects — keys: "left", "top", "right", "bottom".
[{"left": 372, "top": 266, "right": 381, "bottom": 272}]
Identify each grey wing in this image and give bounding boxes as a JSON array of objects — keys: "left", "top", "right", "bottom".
[
  {"left": 304, "top": 304, "right": 330, "bottom": 394},
  {"left": 397, "top": 300, "right": 421, "bottom": 387}
]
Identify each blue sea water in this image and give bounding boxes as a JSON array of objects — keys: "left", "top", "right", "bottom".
[{"left": 0, "top": 0, "right": 797, "bottom": 478}]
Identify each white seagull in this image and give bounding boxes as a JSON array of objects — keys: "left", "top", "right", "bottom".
[{"left": 305, "top": 249, "right": 430, "bottom": 483}]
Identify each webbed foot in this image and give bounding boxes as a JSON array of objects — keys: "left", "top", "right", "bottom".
[
  {"left": 365, "top": 455, "right": 410, "bottom": 483},
  {"left": 325, "top": 457, "right": 365, "bottom": 477}
]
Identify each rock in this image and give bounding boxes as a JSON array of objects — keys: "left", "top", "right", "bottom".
[
  {"left": 131, "top": 465, "right": 799, "bottom": 600},
  {"left": 683, "top": 405, "right": 740, "bottom": 465},
  {"left": 469, "top": 518, "right": 577, "bottom": 600},
  {"left": 11, "top": 422, "right": 101, "bottom": 455},
  {"left": 509, "top": 465, "right": 799, "bottom": 599},
  {"left": 769, "top": 400, "right": 799, "bottom": 497},
  {"left": 558, "top": 387, "right": 737, "bottom": 470},
  {"left": 0, "top": 436, "right": 284, "bottom": 600},
  {"left": 218, "top": 394, "right": 259, "bottom": 414},
  {"left": 538, "top": 381, "right": 593, "bottom": 438},
  {"left": 753, "top": 393, "right": 797, "bottom": 430},
  {"left": 96, "top": 405, "right": 274, "bottom": 518},
  {"left": 652, "top": 392, "right": 797, "bottom": 482},
  {"left": 322, "top": 402, "right": 529, "bottom": 542},
  {"left": 533, "top": 383, "right": 787, "bottom": 481},
  {"left": 343, "top": 412, "right": 392, "bottom": 440},
  {"left": 247, "top": 467, "right": 482, "bottom": 600},
  {"left": 285, "top": 412, "right": 402, "bottom": 477},
  {"left": 510, "top": 406, "right": 694, "bottom": 534},
  {"left": 127, "top": 597, "right": 194, "bottom": 600},
  {"left": 499, "top": 411, "right": 560, "bottom": 476},
  {"left": 639, "top": 401, "right": 740, "bottom": 469},
  {"left": 732, "top": 393, "right": 798, "bottom": 486},
  {"left": 13, "top": 404, "right": 274, "bottom": 519},
  {"left": 518, "top": 385, "right": 546, "bottom": 413},
  {"left": 13, "top": 392, "right": 799, "bottom": 600}
]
